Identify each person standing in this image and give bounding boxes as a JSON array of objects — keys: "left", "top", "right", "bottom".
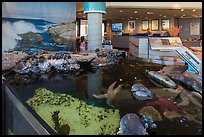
[{"left": 79, "top": 36, "right": 86, "bottom": 52}]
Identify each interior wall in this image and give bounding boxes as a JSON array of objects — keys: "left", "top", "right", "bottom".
[
  {"left": 178, "top": 18, "right": 202, "bottom": 40},
  {"left": 106, "top": 17, "right": 175, "bottom": 40}
]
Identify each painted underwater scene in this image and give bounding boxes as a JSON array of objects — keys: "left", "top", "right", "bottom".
[{"left": 4, "top": 57, "right": 202, "bottom": 135}]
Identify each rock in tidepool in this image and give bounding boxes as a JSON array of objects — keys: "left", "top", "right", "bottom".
[
  {"left": 131, "top": 83, "right": 153, "bottom": 101},
  {"left": 147, "top": 71, "right": 177, "bottom": 89},
  {"left": 159, "top": 65, "right": 188, "bottom": 80},
  {"left": 118, "top": 113, "right": 147, "bottom": 135},
  {"left": 71, "top": 52, "right": 97, "bottom": 63},
  {"left": 91, "top": 49, "right": 125, "bottom": 67},
  {"left": 140, "top": 115, "right": 157, "bottom": 130},
  {"left": 26, "top": 88, "right": 120, "bottom": 135},
  {"left": 2, "top": 51, "right": 28, "bottom": 71},
  {"left": 179, "top": 71, "right": 202, "bottom": 94},
  {"left": 138, "top": 106, "right": 162, "bottom": 122}
]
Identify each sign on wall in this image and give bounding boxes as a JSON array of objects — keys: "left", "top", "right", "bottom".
[
  {"left": 128, "top": 21, "right": 135, "bottom": 30},
  {"left": 190, "top": 22, "right": 200, "bottom": 35}
]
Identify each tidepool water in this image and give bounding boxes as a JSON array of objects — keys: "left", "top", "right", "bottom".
[{"left": 4, "top": 57, "right": 202, "bottom": 135}]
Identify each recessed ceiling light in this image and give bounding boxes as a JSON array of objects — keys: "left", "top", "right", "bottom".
[
  {"left": 120, "top": 10, "right": 123, "bottom": 13},
  {"left": 136, "top": 18, "right": 139, "bottom": 20},
  {"left": 164, "top": 16, "right": 166, "bottom": 18},
  {"left": 193, "top": 9, "right": 196, "bottom": 12},
  {"left": 181, "top": 9, "right": 184, "bottom": 11},
  {"left": 145, "top": 17, "right": 148, "bottom": 19},
  {"left": 147, "top": 12, "right": 154, "bottom": 14},
  {"left": 130, "top": 17, "right": 133, "bottom": 18},
  {"left": 183, "top": 14, "right": 186, "bottom": 16},
  {"left": 181, "top": 16, "right": 183, "bottom": 18},
  {"left": 159, "top": 14, "right": 162, "bottom": 17},
  {"left": 134, "top": 11, "right": 138, "bottom": 13}
]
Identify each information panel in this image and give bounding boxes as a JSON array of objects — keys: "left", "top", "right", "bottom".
[{"left": 149, "top": 37, "right": 183, "bottom": 50}]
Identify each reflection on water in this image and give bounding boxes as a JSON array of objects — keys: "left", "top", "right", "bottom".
[{"left": 4, "top": 58, "right": 202, "bottom": 135}]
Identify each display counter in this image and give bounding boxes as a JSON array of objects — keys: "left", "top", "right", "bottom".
[
  {"left": 182, "top": 40, "right": 202, "bottom": 47},
  {"left": 129, "top": 36, "right": 184, "bottom": 60},
  {"left": 112, "top": 35, "right": 129, "bottom": 49}
]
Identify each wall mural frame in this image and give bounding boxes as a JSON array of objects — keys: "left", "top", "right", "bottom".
[
  {"left": 141, "top": 20, "right": 149, "bottom": 31},
  {"left": 162, "top": 19, "right": 170, "bottom": 31},
  {"left": 151, "top": 19, "right": 159, "bottom": 31},
  {"left": 128, "top": 20, "right": 135, "bottom": 30}
]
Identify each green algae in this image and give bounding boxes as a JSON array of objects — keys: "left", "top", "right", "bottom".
[{"left": 26, "top": 88, "right": 120, "bottom": 135}]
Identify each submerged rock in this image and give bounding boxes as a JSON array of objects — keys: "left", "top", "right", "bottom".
[
  {"left": 179, "top": 71, "right": 202, "bottom": 94},
  {"left": 131, "top": 83, "right": 153, "bottom": 101},
  {"left": 148, "top": 71, "right": 177, "bottom": 89},
  {"left": 138, "top": 106, "right": 162, "bottom": 122},
  {"left": 118, "top": 113, "right": 147, "bottom": 135},
  {"left": 176, "top": 90, "right": 202, "bottom": 108},
  {"left": 140, "top": 115, "right": 157, "bottom": 130}
]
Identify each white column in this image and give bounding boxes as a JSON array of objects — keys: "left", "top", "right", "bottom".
[{"left": 87, "top": 13, "right": 102, "bottom": 51}]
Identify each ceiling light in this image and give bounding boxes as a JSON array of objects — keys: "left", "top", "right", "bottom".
[
  {"left": 159, "top": 14, "right": 162, "bottom": 17},
  {"left": 147, "top": 12, "right": 154, "bottom": 14},
  {"left": 183, "top": 14, "right": 186, "bottom": 16},
  {"left": 181, "top": 9, "right": 184, "bottom": 11},
  {"left": 136, "top": 18, "right": 139, "bottom": 20},
  {"left": 120, "top": 10, "right": 123, "bottom": 13},
  {"left": 164, "top": 16, "right": 166, "bottom": 18},
  {"left": 130, "top": 17, "right": 133, "bottom": 19},
  {"left": 181, "top": 16, "right": 183, "bottom": 18},
  {"left": 145, "top": 17, "right": 148, "bottom": 19},
  {"left": 193, "top": 9, "right": 196, "bottom": 12},
  {"left": 134, "top": 11, "right": 138, "bottom": 13}
]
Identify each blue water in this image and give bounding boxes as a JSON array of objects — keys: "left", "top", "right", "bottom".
[{"left": 2, "top": 17, "right": 73, "bottom": 53}]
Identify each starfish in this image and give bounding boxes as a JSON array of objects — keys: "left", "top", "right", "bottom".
[{"left": 93, "top": 82, "right": 123, "bottom": 107}]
